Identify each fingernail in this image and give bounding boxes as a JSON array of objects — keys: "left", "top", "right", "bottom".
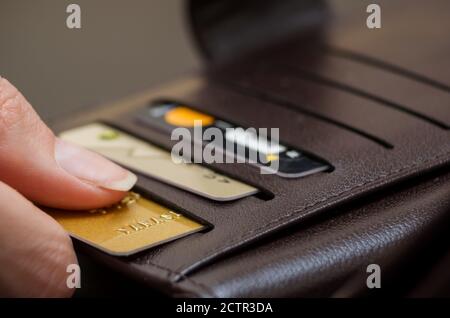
[{"left": 55, "top": 138, "right": 137, "bottom": 191}]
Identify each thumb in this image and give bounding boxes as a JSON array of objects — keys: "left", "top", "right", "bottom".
[
  {"left": 0, "top": 77, "right": 137, "bottom": 209},
  {"left": 0, "top": 181, "right": 77, "bottom": 297}
]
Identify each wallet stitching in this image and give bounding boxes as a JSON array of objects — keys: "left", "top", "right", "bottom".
[
  {"left": 144, "top": 260, "right": 217, "bottom": 297},
  {"left": 192, "top": 151, "right": 450, "bottom": 271}
]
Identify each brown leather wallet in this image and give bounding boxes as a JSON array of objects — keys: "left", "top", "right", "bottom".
[{"left": 50, "top": 0, "right": 450, "bottom": 297}]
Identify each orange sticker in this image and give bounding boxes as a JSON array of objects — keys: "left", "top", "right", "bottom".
[{"left": 164, "top": 107, "right": 215, "bottom": 127}]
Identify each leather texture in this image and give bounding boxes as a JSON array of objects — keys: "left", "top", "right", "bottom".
[
  {"left": 183, "top": 168, "right": 450, "bottom": 297},
  {"left": 50, "top": 0, "right": 450, "bottom": 297}
]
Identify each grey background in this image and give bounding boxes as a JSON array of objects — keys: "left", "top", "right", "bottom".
[
  {"left": 0, "top": 0, "right": 200, "bottom": 121},
  {"left": 0, "top": 0, "right": 361, "bottom": 123}
]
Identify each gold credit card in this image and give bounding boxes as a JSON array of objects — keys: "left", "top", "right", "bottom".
[
  {"left": 59, "top": 123, "right": 258, "bottom": 201},
  {"left": 46, "top": 192, "right": 205, "bottom": 256}
]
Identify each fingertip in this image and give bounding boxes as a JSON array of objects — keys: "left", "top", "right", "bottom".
[
  {"left": 36, "top": 185, "right": 130, "bottom": 210},
  {"left": 54, "top": 139, "right": 137, "bottom": 193},
  {"left": 99, "top": 171, "right": 137, "bottom": 192},
  {"left": 0, "top": 79, "right": 137, "bottom": 211}
]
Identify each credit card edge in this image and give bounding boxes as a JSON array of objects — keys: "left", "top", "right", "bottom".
[{"left": 67, "top": 225, "right": 205, "bottom": 257}]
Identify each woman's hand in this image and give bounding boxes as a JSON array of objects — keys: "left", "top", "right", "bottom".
[{"left": 0, "top": 76, "right": 137, "bottom": 297}]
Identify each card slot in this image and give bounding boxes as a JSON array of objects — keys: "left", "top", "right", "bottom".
[
  {"left": 266, "top": 44, "right": 450, "bottom": 129},
  {"left": 274, "top": 62, "right": 449, "bottom": 130},
  {"left": 129, "top": 168, "right": 274, "bottom": 232},
  {"left": 212, "top": 61, "right": 448, "bottom": 150},
  {"left": 322, "top": 0, "right": 450, "bottom": 90},
  {"left": 214, "top": 78, "right": 393, "bottom": 149},
  {"left": 131, "top": 182, "right": 214, "bottom": 231},
  {"left": 324, "top": 46, "right": 450, "bottom": 94}
]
